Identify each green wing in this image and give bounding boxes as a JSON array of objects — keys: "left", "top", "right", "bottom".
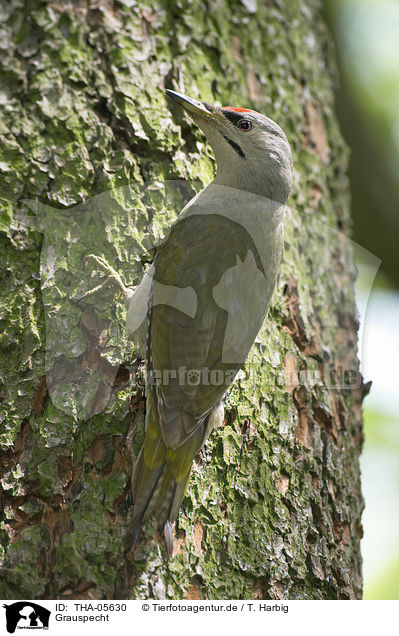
[{"left": 150, "top": 211, "right": 266, "bottom": 450}]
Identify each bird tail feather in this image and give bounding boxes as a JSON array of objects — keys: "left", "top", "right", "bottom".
[{"left": 129, "top": 398, "right": 204, "bottom": 555}]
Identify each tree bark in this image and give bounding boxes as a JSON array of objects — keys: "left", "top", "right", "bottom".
[{"left": 0, "top": 0, "right": 365, "bottom": 599}]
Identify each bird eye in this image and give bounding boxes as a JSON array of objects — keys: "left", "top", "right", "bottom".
[{"left": 238, "top": 119, "right": 252, "bottom": 131}]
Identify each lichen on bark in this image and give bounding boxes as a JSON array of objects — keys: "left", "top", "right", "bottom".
[{"left": 0, "top": 0, "right": 364, "bottom": 599}]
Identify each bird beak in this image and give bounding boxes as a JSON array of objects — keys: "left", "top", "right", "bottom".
[{"left": 166, "top": 89, "right": 222, "bottom": 121}]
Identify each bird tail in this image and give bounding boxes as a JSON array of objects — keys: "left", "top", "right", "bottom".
[{"left": 129, "top": 393, "right": 206, "bottom": 555}]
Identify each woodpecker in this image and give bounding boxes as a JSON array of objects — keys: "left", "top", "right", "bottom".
[{"left": 129, "top": 89, "right": 293, "bottom": 555}]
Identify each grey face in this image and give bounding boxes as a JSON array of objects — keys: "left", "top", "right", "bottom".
[{"left": 166, "top": 89, "right": 293, "bottom": 201}]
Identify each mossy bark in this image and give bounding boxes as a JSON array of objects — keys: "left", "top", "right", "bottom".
[{"left": 0, "top": 0, "right": 365, "bottom": 599}]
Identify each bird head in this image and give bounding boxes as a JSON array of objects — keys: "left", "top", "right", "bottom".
[{"left": 166, "top": 89, "right": 293, "bottom": 203}]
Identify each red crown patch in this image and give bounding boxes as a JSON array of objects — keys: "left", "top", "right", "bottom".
[{"left": 223, "top": 106, "right": 255, "bottom": 113}]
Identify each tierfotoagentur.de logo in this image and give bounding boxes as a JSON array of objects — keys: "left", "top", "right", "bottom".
[{"left": 2, "top": 603, "right": 50, "bottom": 633}]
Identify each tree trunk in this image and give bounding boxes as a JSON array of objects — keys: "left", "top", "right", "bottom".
[{"left": 0, "top": 0, "right": 364, "bottom": 599}]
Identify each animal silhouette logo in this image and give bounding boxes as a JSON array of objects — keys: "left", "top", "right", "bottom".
[{"left": 2, "top": 602, "right": 50, "bottom": 633}]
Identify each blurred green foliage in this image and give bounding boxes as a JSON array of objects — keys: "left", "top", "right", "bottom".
[
  {"left": 363, "top": 406, "right": 399, "bottom": 451},
  {"left": 325, "top": 0, "right": 399, "bottom": 599},
  {"left": 362, "top": 404, "right": 399, "bottom": 599},
  {"left": 325, "top": 0, "right": 399, "bottom": 289}
]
